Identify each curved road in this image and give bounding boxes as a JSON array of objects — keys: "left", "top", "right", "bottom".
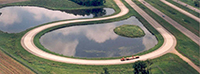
[
  {"left": 21, "top": 0, "right": 176, "bottom": 65},
  {"left": 135, "top": 0, "right": 200, "bottom": 72}
]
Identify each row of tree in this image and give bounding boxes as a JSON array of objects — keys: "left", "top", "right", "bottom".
[{"left": 70, "top": 0, "right": 106, "bottom": 6}]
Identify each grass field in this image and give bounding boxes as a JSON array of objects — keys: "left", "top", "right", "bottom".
[
  {"left": 133, "top": 0, "right": 200, "bottom": 67},
  {"left": 0, "top": 0, "right": 198, "bottom": 73},
  {"left": 0, "top": 0, "right": 106, "bottom": 10},
  {"left": 166, "top": 0, "right": 200, "bottom": 18},
  {"left": 150, "top": 53, "right": 198, "bottom": 74},
  {"left": 145, "top": 0, "right": 199, "bottom": 36},
  {"left": 114, "top": 25, "right": 145, "bottom": 38}
]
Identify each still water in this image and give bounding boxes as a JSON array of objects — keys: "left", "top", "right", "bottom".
[
  {"left": 40, "top": 16, "right": 158, "bottom": 58},
  {"left": 0, "top": 6, "right": 114, "bottom": 33}
]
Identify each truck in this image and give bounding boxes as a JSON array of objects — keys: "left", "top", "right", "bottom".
[{"left": 121, "top": 55, "right": 139, "bottom": 61}]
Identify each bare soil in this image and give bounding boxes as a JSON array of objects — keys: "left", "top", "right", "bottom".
[
  {"left": 0, "top": 0, "right": 28, "bottom": 4},
  {"left": 0, "top": 51, "right": 34, "bottom": 74}
]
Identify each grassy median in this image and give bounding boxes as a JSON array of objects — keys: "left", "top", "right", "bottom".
[
  {"left": 179, "top": 0, "right": 200, "bottom": 9},
  {"left": 145, "top": 0, "right": 199, "bottom": 36},
  {"left": 166, "top": 0, "right": 200, "bottom": 18}
]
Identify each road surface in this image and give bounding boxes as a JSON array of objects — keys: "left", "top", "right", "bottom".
[
  {"left": 173, "top": 0, "right": 200, "bottom": 13},
  {"left": 139, "top": 0, "right": 200, "bottom": 46},
  {"left": 136, "top": 0, "right": 200, "bottom": 72},
  {"left": 161, "top": 0, "right": 200, "bottom": 23},
  {"left": 21, "top": 0, "right": 176, "bottom": 65}
]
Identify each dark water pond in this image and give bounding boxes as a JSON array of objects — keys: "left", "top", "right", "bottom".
[
  {"left": 0, "top": 6, "right": 114, "bottom": 33},
  {"left": 40, "top": 16, "right": 158, "bottom": 58}
]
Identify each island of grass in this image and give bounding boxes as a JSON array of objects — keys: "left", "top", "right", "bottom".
[{"left": 114, "top": 25, "right": 145, "bottom": 38}]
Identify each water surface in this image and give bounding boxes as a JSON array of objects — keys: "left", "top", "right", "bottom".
[
  {"left": 40, "top": 17, "right": 158, "bottom": 58},
  {"left": 0, "top": 6, "right": 114, "bottom": 33}
]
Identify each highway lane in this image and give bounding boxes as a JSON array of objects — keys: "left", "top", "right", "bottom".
[
  {"left": 21, "top": 0, "right": 176, "bottom": 65},
  {"left": 138, "top": 0, "right": 200, "bottom": 46},
  {"left": 173, "top": 0, "right": 200, "bottom": 13},
  {"left": 161, "top": 0, "right": 200, "bottom": 23},
  {"left": 135, "top": 0, "right": 200, "bottom": 72}
]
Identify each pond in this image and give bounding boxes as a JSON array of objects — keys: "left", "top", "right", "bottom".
[
  {"left": 40, "top": 16, "right": 158, "bottom": 58},
  {"left": 0, "top": 6, "right": 115, "bottom": 33}
]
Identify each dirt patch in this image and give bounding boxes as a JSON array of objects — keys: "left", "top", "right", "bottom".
[{"left": 0, "top": 0, "right": 28, "bottom": 4}]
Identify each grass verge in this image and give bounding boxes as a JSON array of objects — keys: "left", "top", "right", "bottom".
[
  {"left": 145, "top": 0, "right": 199, "bottom": 36},
  {"left": 150, "top": 53, "right": 198, "bottom": 74},
  {"left": 133, "top": 0, "right": 200, "bottom": 67},
  {"left": 166, "top": 0, "right": 199, "bottom": 18},
  {"left": 179, "top": 0, "right": 200, "bottom": 9}
]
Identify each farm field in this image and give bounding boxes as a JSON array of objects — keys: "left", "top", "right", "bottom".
[{"left": 0, "top": 50, "right": 34, "bottom": 74}]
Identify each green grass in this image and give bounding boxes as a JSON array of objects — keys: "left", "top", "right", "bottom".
[
  {"left": 0, "top": 0, "right": 106, "bottom": 10},
  {"left": 179, "top": 0, "right": 200, "bottom": 9},
  {"left": 114, "top": 25, "right": 145, "bottom": 38},
  {"left": 150, "top": 53, "right": 198, "bottom": 74},
  {"left": 133, "top": 0, "right": 200, "bottom": 67},
  {"left": 0, "top": 0, "right": 198, "bottom": 73},
  {"left": 166, "top": 0, "right": 200, "bottom": 18},
  {"left": 145, "top": 0, "right": 199, "bottom": 36},
  {"left": 0, "top": 0, "right": 162, "bottom": 73}
]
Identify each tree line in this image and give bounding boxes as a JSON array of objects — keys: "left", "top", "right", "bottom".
[{"left": 70, "top": 0, "right": 106, "bottom": 6}]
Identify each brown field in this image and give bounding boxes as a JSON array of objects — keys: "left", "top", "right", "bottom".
[
  {"left": 0, "top": 0, "right": 28, "bottom": 4},
  {"left": 0, "top": 50, "right": 34, "bottom": 74}
]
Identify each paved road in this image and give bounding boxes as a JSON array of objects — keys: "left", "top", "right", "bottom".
[
  {"left": 136, "top": 0, "right": 200, "bottom": 72},
  {"left": 173, "top": 0, "right": 200, "bottom": 13},
  {"left": 21, "top": 0, "right": 176, "bottom": 65},
  {"left": 161, "top": 0, "right": 200, "bottom": 23},
  {"left": 171, "top": 50, "right": 200, "bottom": 73},
  {"left": 139, "top": 0, "right": 200, "bottom": 46}
]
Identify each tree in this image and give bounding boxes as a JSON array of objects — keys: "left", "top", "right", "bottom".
[
  {"left": 194, "top": 1, "right": 200, "bottom": 7},
  {"left": 101, "top": 67, "right": 110, "bottom": 74},
  {"left": 133, "top": 61, "right": 149, "bottom": 74},
  {"left": 70, "top": 0, "right": 106, "bottom": 6}
]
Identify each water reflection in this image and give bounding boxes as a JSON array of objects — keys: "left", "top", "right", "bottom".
[
  {"left": 0, "top": 6, "right": 114, "bottom": 33},
  {"left": 62, "top": 8, "right": 109, "bottom": 18},
  {"left": 40, "top": 16, "right": 158, "bottom": 58}
]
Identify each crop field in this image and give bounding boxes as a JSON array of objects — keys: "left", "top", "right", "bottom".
[{"left": 0, "top": 50, "right": 34, "bottom": 74}]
